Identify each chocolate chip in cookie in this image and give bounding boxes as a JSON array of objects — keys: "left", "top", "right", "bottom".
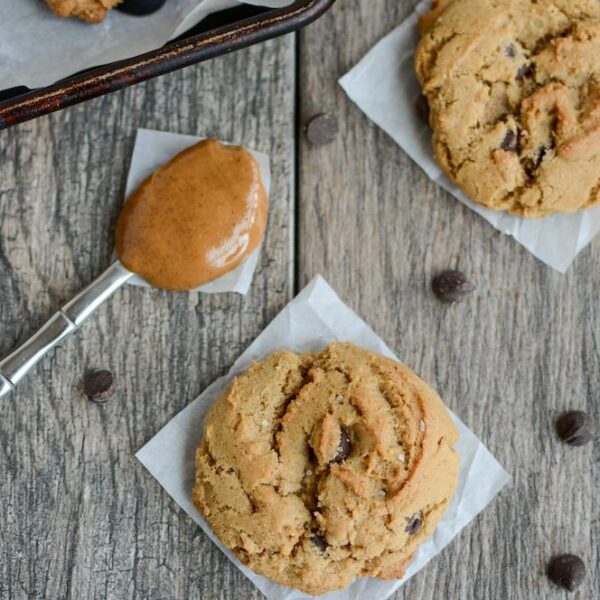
[
  {"left": 405, "top": 512, "right": 423, "bottom": 535},
  {"left": 516, "top": 63, "right": 534, "bottom": 80},
  {"left": 525, "top": 147, "right": 548, "bottom": 176},
  {"left": 311, "top": 533, "right": 328, "bottom": 552},
  {"left": 533, "top": 147, "right": 548, "bottom": 168},
  {"left": 501, "top": 130, "right": 518, "bottom": 153},
  {"left": 331, "top": 428, "right": 352, "bottom": 463}
]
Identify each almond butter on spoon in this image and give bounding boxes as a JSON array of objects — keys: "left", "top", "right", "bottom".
[
  {"left": 116, "top": 140, "right": 268, "bottom": 291},
  {"left": 0, "top": 139, "right": 268, "bottom": 397}
]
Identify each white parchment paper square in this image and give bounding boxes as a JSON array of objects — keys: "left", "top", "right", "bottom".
[
  {"left": 339, "top": 1, "right": 600, "bottom": 273},
  {"left": 137, "top": 275, "right": 510, "bottom": 600},
  {"left": 0, "top": 0, "right": 292, "bottom": 90},
  {"left": 122, "top": 128, "right": 270, "bottom": 295}
]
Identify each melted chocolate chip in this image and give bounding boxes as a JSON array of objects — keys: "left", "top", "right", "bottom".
[
  {"left": 405, "top": 512, "right": 423, "bottom": 535},
  {"left": 431, "top": 270, "right": 475, "bottom": 303},
  {"left": 533, "top": 146, "right": 547, "bottom": 168},
  {"left": 331, "top": 428, "right": 352, "bottom": 463},
  {"left": 516, "top": 63, "right": 534, "bottom": 80},
  {"left": 501, "top": 129, "right": 518, "bottom": 153},
  {"left": 556, "top": 411, "right": 595, "bottom": 446},
  {"left": 505, "top": 44, "right": 517, "bottom": 58},
  {"left": 547, "top": 554, "right": 586, "bottom": 591},
  {"left": 311, "top": 533, "right": 328, "bottom": 552},
  {"left": 525, "top": 146, "right": 547, "bottom": 176},
  {"left": 83, "top": 369, "right": 115, "bottom": 403},
  {"left": 415, "top": 93, "right": 431, "bottom": 125}
]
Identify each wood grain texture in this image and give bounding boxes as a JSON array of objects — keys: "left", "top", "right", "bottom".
[
  {"left": 0, "top": 35, "right": 294, "bottom": 600},
  {"left": 298, "top": 1, "right": 599, "bottom": 599}
]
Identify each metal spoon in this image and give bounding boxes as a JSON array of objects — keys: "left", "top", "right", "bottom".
[{"left": 0, "top": 262, "right": 133, "bottom": 398}]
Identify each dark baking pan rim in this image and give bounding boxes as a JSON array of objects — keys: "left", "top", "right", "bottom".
[{"left": 0, "top": 0, "right": 335, "bottom": 130}]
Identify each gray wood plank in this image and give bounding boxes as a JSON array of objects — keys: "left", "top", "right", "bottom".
[
  {"left": 298, "top": 2, "right": 599, "bottom": 599},
  {"left": 0, "top": 34, "right": 295, "bottom": 600}
]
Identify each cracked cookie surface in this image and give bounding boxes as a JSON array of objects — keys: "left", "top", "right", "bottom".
[
  {"left": 415, "top": 0, "right": 600, "bottom": 217},
  {"left": 192, "top": 343, "right": 459, "bottom": 595},
  {"left": 45, "top": 0, "right": 122, "bottom": 23}
]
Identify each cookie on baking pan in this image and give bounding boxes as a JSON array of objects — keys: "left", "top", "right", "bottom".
[
  {"left": 415, "top": 0, "right": 600, "bottom": 217},
  {"left": 45, "top": 0, "right": 122, "bottom": 23},
  {"left": 192, "top": 342, "right": 459, "bottom": 595}
]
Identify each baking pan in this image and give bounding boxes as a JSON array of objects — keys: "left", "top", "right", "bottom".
[{"left": 0, "top": 0, "right": 336, "bottom": 130}]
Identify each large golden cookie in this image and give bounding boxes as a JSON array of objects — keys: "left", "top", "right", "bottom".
[
  {"left": 416, "top": 0, "right": 600, "bottom": 217},
  {"left": 193, "top": 342, "right": 459, "bottom": 595}
]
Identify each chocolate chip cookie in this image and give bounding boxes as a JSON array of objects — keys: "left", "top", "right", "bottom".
[
  {"left": 45, "top": 0, "right": 122, "bottom": 23},
  {"left": 192, "top": 343, "right": 459, "bottom": 594},
  {"left": 415, "top": 0, "right": 600, "bottom": 217}
]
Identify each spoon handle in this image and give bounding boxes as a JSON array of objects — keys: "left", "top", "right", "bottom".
[{"left": 0, "top": 261, "right": 133, "bottom": 399}]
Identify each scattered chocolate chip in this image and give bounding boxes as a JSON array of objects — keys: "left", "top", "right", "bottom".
[
  {"left": 331, "top": 428, "right": 351, "bottom": 463},
  {"left": 516, "top": 63, "right": 534, "bottom": 80},
  {"left": 501, "top": 129, "right": 518, "bottom": 153},
  {"left": 311, "top": 533, "right": 328, "bottom": 552},
  {"left": 547, "top": 554, "right": 586, "bottom": 591},
  {"left": 117, "top": 0, "right": 168, "bottom": 15},
  {"left": 405, "top": 512, "right": 423, "bottom": 535},
  {"left": 83, "top": 369, "right": 115, "bottom": 403},
  {"left": 556, "top": 411, "right": 595, "bottom": 446},
  {"left": 505, "top": 44, "right": 517, "bottom": 58},
  {"left": 431, "top": 270, "right": 475, "bottom": 303},
  {"left": 415, "top": 93, "right": 430, "bottom": 125},
  {"left": 306, "top": 113, "right": 338, "bottom": 146}
]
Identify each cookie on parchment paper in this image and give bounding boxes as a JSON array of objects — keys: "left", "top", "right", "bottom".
[
  {"left": 416, "top": 0, "right": 600, "bottom": 217},
  {"left": 193, "top": 342, "right": 459, "bottom": 595}
]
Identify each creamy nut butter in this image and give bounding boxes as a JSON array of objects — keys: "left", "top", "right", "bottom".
[{"left": 116, "top": 140, "right": 268, "bottom": 291}]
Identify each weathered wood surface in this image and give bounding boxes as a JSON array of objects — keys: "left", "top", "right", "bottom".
[
  {"left": 0, "top": 35, "right": 293, "bottom": 600},
  {"left": 0, "top": 1, "right": 598, "bottom": 599},
  {"left": 298, "top": 2, "right": 599, "bottom": 599}
]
